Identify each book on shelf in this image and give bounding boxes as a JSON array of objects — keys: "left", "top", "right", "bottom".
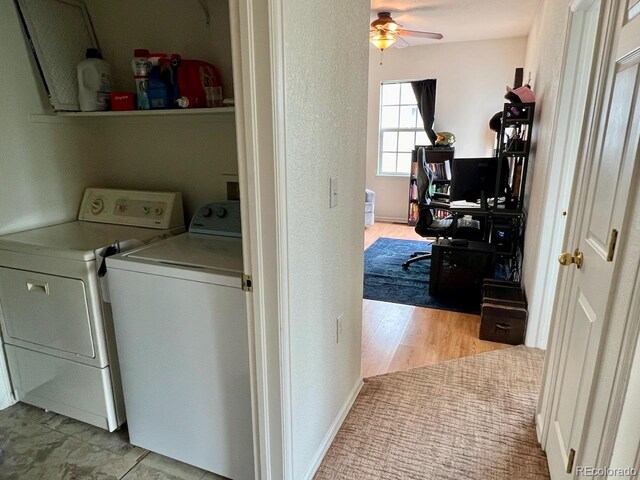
[
  {"left": 427, "top": 160, "right": 451, "bottom": 180},
  {"left": 408, "top": 202, "right": 419, "bottom": 224},
  {"left": 410, "top": 182, "right": 418, "bottom": 201},
  {"left": 444, "top": 160, "right": 451, "bottom": 180},
  {"left": 511, "top": 159, "right": 523, "bottom": 201}
]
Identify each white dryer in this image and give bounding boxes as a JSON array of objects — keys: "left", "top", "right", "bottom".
[
  {"left": 106, "top": 201, "right": 254, "bottom": 480},
  {"left": 0, "top": 188, "right": 184, "bottom": 431}
]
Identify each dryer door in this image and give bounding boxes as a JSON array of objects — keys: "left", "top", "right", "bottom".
[{"left": 0, "top": 267, "right": 95, "bottom": 358}]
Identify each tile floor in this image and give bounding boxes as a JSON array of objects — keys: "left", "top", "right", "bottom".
[{"left": 0, "top": 402, "right": 227, "bottom": 480}]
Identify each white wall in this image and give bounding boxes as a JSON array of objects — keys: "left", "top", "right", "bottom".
[
  {"left": 81, "top": 115, "right": 238, "bottom": 218},
  {"left": 280, "top": 0, "right": 369, "bottom": 477},
  {"left": 0, "top": 1, "right": 102, "bottom": 235},
  {"left": 366, "top": 37, "right": 528, "bottom": 221},
  {"left": 84, "top": 0, "right": 234, "bottom": 99},
  {"left": 83, "top": 0, "right": 238, "bottom": 218},
  {"left": 521, "top": 0, "right": 572, "bottom": 326}
]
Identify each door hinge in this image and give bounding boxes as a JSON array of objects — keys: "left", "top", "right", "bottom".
[
  {"left": 566, "top": 448, "right": 576, "bottom": 474},
  {"left": 242, "top": 274, "right": 253, "bottom": 292},
  {"left": 606, "top": 229, "right": 618, "bottom": 262}
]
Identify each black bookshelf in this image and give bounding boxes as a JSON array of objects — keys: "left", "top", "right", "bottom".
[{"left": 407, "top": 146, "right": 453, "bottom": 226}]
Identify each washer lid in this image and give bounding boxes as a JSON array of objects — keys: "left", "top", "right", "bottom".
[
  {"left": 123, "top": 233, "right": 243, "bottom": 273},
  {"left": 0, "top": 222, "right": 173, "bottom": 261}
]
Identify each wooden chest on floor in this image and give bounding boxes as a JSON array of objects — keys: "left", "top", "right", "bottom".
[{"left": 480, "top": 279, "right": 528, "bottom": 345}]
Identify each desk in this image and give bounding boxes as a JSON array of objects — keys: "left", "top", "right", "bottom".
[
  {"left": 429, "top": 239, "right": 496, "bottom": 303},
  {"left": 450, "top": 207, "right": 524, "bottom": 262}
]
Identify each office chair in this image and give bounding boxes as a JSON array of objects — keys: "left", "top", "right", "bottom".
[{"left": 402, "top": 147, "right": 481, "bottom": 271}]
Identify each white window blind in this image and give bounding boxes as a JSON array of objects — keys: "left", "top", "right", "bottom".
[{"left": 377, "top": 81, "right": 429, "bottom": 176}]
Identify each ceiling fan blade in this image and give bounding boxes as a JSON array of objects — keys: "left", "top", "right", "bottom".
[
  {"left": 395, "top": 35, "right": 410, "bottom": 48},
  {"left": 399, "top": 29, "right": 443, "bottom": 40}
]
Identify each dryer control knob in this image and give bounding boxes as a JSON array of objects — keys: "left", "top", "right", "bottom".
[
  {"left": 91, "top": 199, "right": 104, "bottom": 215},
  {"left": 153, "top": 207, "right": 164, "bottom": 216},
  {"left": 215, "top": 207, "right": 227, "bottom": 218},
  {"left": 201, "top": 207, "right": 212, "bottom": 218}
]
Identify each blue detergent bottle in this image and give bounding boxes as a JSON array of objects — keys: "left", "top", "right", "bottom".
[{"left": 147, "top": 53, "right": 171, "bottom": 109}]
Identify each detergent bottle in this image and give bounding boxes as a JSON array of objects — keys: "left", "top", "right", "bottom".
[{"left": 77, "top": 48, "right": 111, "bottom": 111}]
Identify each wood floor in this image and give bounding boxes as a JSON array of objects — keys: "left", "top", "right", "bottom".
[{"left": 362, "top": 222, "right": 508, "bottom": 378}]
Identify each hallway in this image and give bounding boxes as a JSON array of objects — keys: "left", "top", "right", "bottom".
[{"left": 318, "top": 346, "right": 549, "bottom": 479}]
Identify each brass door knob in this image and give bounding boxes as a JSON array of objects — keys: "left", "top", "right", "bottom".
[{"left": 558, "top": 249, "right": 584, "bottom": 269}]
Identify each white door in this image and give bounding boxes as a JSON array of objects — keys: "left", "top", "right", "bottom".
[{"left": 544, "top": 3, "right": 640, "bottom": 478}]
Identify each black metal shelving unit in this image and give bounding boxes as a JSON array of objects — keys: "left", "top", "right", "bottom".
[
  {"left": 446, "top": 102, "right": 534, "bottom": 282},
  {"left": 491, "top": 102, "right": 534, "bottom": 281},
  {"left": 494, "top": 102, "right": 535, "bottom": 212}
]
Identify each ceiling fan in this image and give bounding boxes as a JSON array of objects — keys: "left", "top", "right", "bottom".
[{"left": 369, "top": 12, "right": 443, "bottom": 51}]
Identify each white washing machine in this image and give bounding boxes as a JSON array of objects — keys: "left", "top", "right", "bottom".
[
  {"left": 0, "top": 188, "right": 184, "bottom": 431},
  {"left": 106, "top": 201, "right": 254, "bottom": 480}
]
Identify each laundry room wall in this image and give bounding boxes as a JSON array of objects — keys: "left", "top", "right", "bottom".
[
  {"left": 0, "top": 1, "right": 104, "bottom": 236},
  {"left": 83, "top": 0, "right": 234, "bottom": 100},
  {"left": 86, "top": 116, "right": 238, "bottom": 219},
  {"left": 83, "top": 0, "right": 239, "bottom": 218}
]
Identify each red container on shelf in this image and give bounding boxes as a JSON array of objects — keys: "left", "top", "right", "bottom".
[{"left": 110, "top": 92, "right": 135, "bottom": 111}]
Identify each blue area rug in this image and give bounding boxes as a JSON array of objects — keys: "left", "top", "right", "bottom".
[{"left": 363, "top": 237, "right": 480, "bottom": 314}]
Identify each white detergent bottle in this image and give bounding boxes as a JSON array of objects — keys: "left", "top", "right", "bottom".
[{"left": 77, "top": 48, "right": 112, "bottom": 111}]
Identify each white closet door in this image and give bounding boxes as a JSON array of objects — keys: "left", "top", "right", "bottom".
[{"left": 544, "top": 3, "right": 640, "bottom": 477}]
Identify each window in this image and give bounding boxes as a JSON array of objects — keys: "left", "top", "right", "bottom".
[{"left": 377, "top": 81, "right": 430, "bottom": 176}]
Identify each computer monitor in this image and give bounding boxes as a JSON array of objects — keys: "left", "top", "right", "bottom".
[{"left": 450, "top": 157, "right": 509, "bottom": 206}]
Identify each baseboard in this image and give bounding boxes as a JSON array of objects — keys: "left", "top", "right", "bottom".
[
  {"left": 302, "top": 378, "right": 363, "bottom": 480},
  {"left": 374, "top": 216, "right": 407, "bottom": 224},
  {"left": 535, "top": 412, "right": 544, "bottom": 446}
]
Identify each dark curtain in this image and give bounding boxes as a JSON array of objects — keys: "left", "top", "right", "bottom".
[{"left": 411, "top": 79, "right": 437, "bottom": 145}]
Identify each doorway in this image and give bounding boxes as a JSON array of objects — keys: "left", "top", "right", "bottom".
[{"left": 361, "top": 78, "right": 521, "bottom": 375}]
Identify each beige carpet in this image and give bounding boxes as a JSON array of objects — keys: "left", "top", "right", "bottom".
[{"left": 315, "top": 346, "right": 550, "bottom": 480}]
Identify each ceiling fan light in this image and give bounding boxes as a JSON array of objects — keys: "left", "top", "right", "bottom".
[
  {"left": 371, "top": 11, "right": 400, "bottom": 31},
  {"left": 370, "top": 32, "right": 397, "bottom": 51}
]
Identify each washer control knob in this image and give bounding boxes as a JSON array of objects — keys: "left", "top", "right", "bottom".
[
  {"left": 153, "top": 207, "right": 164, "bottom": 217},
  {"left": 116, "top": 203, "right": 127, "bottom": 213},
  {"left": 143, "top": 206, "right": 151, "bottom": 215},
  {"left": 91, "top": 198, "right": 104, "bottom": 215},
  {"left": 201, "top": 207, "right": 212, "bottom": 218},
  {"left": 215, "top": 207, "right": 227, "bottom": 218}
]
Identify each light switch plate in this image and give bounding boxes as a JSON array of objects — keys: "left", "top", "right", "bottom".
[{"left": 330, "top": 177, "right": 338, "bottom": 208}]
